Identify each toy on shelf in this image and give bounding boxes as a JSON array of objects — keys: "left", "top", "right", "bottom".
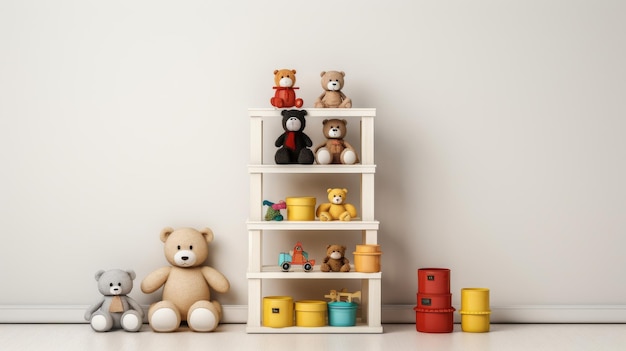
[
  {"left": 263, "top": 200, "right": 286, "bottom": 221},
  {"left": 270, "top": 69, "right": 303, "bottom": 108},
  {"left": 84, "top": 269, "right": 144, "bottom": 332},
  {"left": 274, "top": 109, "right": 315, "bottom": 164},
  {"left": 278, "top": 241, "right": 316, "bottom": 272},
  {"left": 325, "top": 289, "right": 361, "bottom": 303},
  {"left": 141, "top": 227, "right": 230, "bottom": 332},
  {"left": 314, "top": 118, "right": 359, "bottom": 165},
  {"left": 316, "top": 188, "right": 357, "bottom": 221},
  {"left": 321, "top": 244, "right": 350, "bottom": 272},
  {"left": 314, "top": 71, "right": 352, "bottom": 108}
]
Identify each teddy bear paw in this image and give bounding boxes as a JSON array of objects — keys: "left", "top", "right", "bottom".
[
  {"left": 121, "top": 311, "right": 143, "bottom": 332},
  {"left": 90, "top": 314, "right": 112, "bottom": 332},
  {"left": 339, "top": 212, "right": 352, "bottom": 221},
  {"left": 318, "top": 213, "right": 331, "bottom": 221},
  {"left": 188, "top": 308, "right": 218, "bottom": 332},
  {"left": 341, "top": 150, "right": 357, "bottom": 165},
  {"left": 150, "top": 308, "right": 180, "bottom": 332},
  {"left": 316, "top": 147, "right": 332, "bottom": 165}
]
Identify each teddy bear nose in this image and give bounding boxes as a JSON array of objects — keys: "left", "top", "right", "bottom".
[{"left": 181, "top": 256, "right": 189, "bottom": 261}]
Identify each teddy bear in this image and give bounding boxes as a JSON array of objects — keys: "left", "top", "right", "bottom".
[
  {"left": 270, "top": 69, "right": 303, "bottom": 108},
  {"left": 314, "top": 118, "right": 359, "bottom": 165},
  {"left": 141, "top": 227, "right": 230, "bottom": 332},
  {"left": 84, "top": 269, "right": 144, "bottom": 332},
  {"left": 321, "top": 244, "right": 351, "bottom": 272},
  {"left": 316, "top": 188, "right": 358, "bottom": 221},
  {"left": 314, "top": 71, "right": 352, "bottom": 108},
  {"left": 274, "top": 109, "right": 315, "bottom": 164}
]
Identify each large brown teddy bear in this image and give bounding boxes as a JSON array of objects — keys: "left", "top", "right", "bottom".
[
  {"left": 321, "top": 244, "right": 351, "bottom": 272},
  {"left": 314, "top": 118, "right": 359, "bottom": 165},
  {"left": 141, "top": 227, "right": 230, "bottom": 332},
  {"left": 314, "top": 71, "right": 352, "bottom": 108}
]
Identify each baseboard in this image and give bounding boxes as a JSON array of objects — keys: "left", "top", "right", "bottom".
[{"left": 2, "top": 304, "right": 625, "bottom": 324}]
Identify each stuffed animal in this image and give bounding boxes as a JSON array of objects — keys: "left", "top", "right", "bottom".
[
  {"left": 263, "top": 199, "right": 286, "bottom": 221},
  {"left": 316, "top": 188, "right": 358, "bottom": 221},
  {"left": 84, "top": 269, "right": 144, "bottom": 332},
  {"left": 321, "top": 244, "right": 351, "bottom": 272},
  {"left": 274, "top": 109, "right": 315, "bottom": 164},
  {"left": 314, "top": 71, "right": 352, "bottom": 108},
  {"left": 270, "top": 69, "right": 303, "bottom": 108},
  {"left": 141, "top": 227, "right": 230, "bottom": 332},
  {"left": 314, "top": 118, "right": 359, "bottom": 165}
]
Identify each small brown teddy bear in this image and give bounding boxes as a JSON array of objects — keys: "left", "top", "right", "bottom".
[
  {"left": 321, "top": 244, "right": 351, "bottom": 272},
  {"left": 314, "top": 118, "right": 359, "bottom": 165},
  {"left": 270, "top": 69, "right": 303, "bottom": 108},
  {"left": 314, "top": 71, "right": 352, "bottom": 108}
]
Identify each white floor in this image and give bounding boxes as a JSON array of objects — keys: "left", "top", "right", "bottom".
[{"left": 1, "top": 323, "right": 625, "bottom": 351}]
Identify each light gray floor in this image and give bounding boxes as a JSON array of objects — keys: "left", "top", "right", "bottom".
[{"left": 1, "top": 323, "right": 625, "bottom": 351}]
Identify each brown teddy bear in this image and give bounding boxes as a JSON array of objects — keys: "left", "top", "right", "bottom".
[
  {"left": 270, "top": 69, "right": 303, "bottom": 108},
  {"left": 314, "top": 71, "right": 352, "bottom": 108},
  {"left": 321, "top": 244, "right": 351, "bottom": 272},
  {"left": 141, "top": 227, "right": 230, "bottom": 332},
  {"left": 316, "top": 188, "right": 358, "bottom": 221},
  {"left": 314, "top": 118, "right": 359, "bottom": 165}
]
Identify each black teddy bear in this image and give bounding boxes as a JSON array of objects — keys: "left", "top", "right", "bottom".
[{"left": 274, "top": 109, "right": 314, "bottom": 164}]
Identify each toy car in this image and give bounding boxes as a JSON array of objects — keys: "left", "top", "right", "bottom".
[{"left": 278, "top": 241, "right": 315, "bottom": 272}]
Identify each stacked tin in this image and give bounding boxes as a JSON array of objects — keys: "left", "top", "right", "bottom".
[{"left": 414, "top": 268, "right": 455, "bottom": 333}]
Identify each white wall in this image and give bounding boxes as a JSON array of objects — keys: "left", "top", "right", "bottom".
[{"left": 1, "top": 0, "right": 625, "bottom": 322}]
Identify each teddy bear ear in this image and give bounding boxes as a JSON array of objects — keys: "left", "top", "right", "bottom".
[
  {"left": 320, "top": 71, "right": 326, "bottom": 77},
  {"left": 322, "top": 119, "right": 329, "bottom": 125},
  {"left": 327, "top": 188, "right": 332, "bottom": 194},
  {"left": 160, "top": 227, "right": 175, "bottom": 243},
  {"left": 326, "top": 244, "right": 332, "bottom": 250},
  {"left": 94, "top": 270, "right": 105, "bottom": 281},
  {"left": 342, "top": 119, "right": 348, "bottom": 125},
  {"left": 126, "top": 270, "right": 136, "bottom": 280},
  {"left": 274, "top": 69, "right": 279, "bottom": 74},
  {"left": 340, "top": 71, "right": 346, "bottom": 77},
  {"left": 291, "top": 69, "right": 297, "bottom": 74},
  {"left": 200, "top": 228, "right": 214, "bottom": 243},
  {"left": 343, "top": 188, "right": 348, "bottom": 193}
]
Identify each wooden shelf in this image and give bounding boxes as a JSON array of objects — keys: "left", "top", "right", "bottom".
[{"left": 247, "top": 108, "right": 382, "bottom": 333}]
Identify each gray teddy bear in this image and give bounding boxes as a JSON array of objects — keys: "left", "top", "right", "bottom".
[{"left": 84, "top": 269, "right": 144, "bottom": 332}]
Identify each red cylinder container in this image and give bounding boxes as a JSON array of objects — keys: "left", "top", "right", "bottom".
[
  {"left": 414, "top": 307, "right": 456, "bottom": 333},
  {"left": 416, "top": 293, "right": 452, "bottom": 309},
  {"left": 417, "top": 268, "right": 450, "bottom": 294}
]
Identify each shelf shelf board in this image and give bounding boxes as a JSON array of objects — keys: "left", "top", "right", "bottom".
[
  {"left": 246, "top": 323, "right": 383, "bottom": 334},
  {"left": 247, "top": 266, "right": 382, "bottom": 279},
  {"left": 249, "top": 108, "right": 376, "bottom": 118},
  {"left": 248, "top": 164, "right": 376, "bottom": 174},
  {"left": 247, "top": 220, "right": 379, "bottom": 231}
]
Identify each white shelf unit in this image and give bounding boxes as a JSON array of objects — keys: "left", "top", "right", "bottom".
[{"left": 247, "top": 108, "right": 382, "bottom": 334}]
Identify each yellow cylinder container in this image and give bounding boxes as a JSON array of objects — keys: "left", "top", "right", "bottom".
[
  {"left": 263, "top": 296, "right": 294, "bottom": 328},
  {"left": 353, "top": 245, "right": 382, "bottom": 272},
  {"left": 460, "top": 288, "right": 491, "bottom": 332},
  {"left": 285, "top": 197, "right": 316, "bottom": 221},
  {"left": 295, "top": 300, "right": 327, "bottom": 327}
]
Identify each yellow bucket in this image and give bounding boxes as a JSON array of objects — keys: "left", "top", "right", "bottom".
[
  {"left": 459, "top": 288, "right": 490, "bottom": 332},
  {"left": 263, "top": 296, "right": 293, "bottom": 328},
  {"left": 295, "top": 300, "right": 327, "bottom": 327},
  {"left": 353, "top": 252, "right": 382, "bottom": 272},
  {"left": 285, "top": 197, "right": 316, "bottom": 221}
]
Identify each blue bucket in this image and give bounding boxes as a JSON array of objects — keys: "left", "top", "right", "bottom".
[{"left": 327, "top": 301, "right": 358, "bottom": 326}]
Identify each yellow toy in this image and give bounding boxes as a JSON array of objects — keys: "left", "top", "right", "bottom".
[
  {"left": 325, "top": 289, "right": 361, "bottom": 303},
  {"left": 316, "top": 188, "right": 357, "bottom": 221}
]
